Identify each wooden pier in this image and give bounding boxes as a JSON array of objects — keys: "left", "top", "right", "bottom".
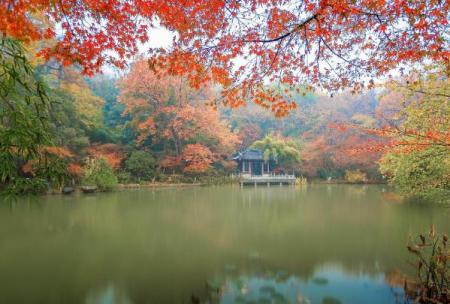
[{"left": 240, "top": 174, "right": 296, "bottom": 187}]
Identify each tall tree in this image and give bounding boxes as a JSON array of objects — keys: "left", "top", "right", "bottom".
[
  {"left": 118, "top": 60, "right": 240, "bottom": 173},
  {"left": 0, "top": 37, "right": 71, "bottom": 193},
  {"left": 251, "top": 135, "right": 302, "bottom": 173},
  {"left": 376, "top": 68, "right": 450, "bottom": 198}
]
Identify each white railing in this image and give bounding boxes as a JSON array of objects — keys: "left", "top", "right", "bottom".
[{"left": 241, "top": 174, "right": 295, "bottom": 180}]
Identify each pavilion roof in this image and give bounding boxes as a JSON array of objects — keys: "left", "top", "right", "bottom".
[{"left": 233, "top": 149, "right": 264, "bottom": 161}]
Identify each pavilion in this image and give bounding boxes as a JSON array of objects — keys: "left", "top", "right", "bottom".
[{"left": 233, "top": 149, "right": 274, "bottom": 176}]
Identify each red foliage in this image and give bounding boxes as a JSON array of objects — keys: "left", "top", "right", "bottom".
[
  {"left": 68, "top": 163, "right": 83, "bottom": 176},
  {"left": 160, "top": 156, "right": 181, "bottom": 169},
  {"left": 87, "top": 144, "right": 126, "bottom": 170},
  {"left": 182, "top": 144, "right": 214, "bottom": 173},
  {"left": 334, "top": 123, "right": 450, "bottom": 155},
  {"left": 222, "top": 160, "right": 238, "bottom": 173},
  {"left": 119, "top": 61, "right": 240, "bottom": 170},
  {"left": 43, "top": 146, "right": 74, "bottom": 159},
  {"left": 237, "top": 123, "right": 263, "bottom": 150},
  {"left": 21, "top": 161, "right": 34, "bottom": 175},
  {"left": 302, "top": 125, "right": 385, "bottom": 177},
  {"left": 3, "top": 0, "right": 448, "bottom": 112}
]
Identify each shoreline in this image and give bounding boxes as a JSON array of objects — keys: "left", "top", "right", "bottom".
[
  {"left": 8, "top": 180, "right": 388, "bottom": 196},
  {"left": 119, "top": 182, "right": 204, "bottom": 189}
]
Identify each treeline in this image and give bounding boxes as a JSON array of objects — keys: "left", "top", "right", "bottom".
[
  {"left": 225, "top": 88, "right": 383, "bottom": 181},
  {"left": 1, "top": 37, "right": 448, "bottom": 200}
]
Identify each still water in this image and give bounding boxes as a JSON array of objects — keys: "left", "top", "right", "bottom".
[{"left": 0, "top": 185, "right": 448, "bottom": 304}]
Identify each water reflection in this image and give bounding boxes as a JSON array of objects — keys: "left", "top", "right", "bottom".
[
  {"left": 0, "top": 185, "right": 448, "bottom": 303},
  {"left": 86, "top": 285, "right": 133, "bottom": 304},
  {"left": 198, "top": 265, "right": 405, "bottom": 304}
]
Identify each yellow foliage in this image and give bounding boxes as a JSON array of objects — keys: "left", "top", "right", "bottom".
[{"left": 345, "top": 170, "right": 368, "bottom": 184}]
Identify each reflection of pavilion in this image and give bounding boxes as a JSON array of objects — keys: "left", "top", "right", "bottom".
[{"left": 233, "top": 149, "right": 295, "bottom": 186}]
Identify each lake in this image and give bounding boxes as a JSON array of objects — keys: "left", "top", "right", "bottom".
[{"left": 0, "top": 185, "right": 448, "bottom": 304}]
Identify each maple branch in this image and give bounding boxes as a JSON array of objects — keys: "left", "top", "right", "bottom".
[
  {"left": 242, "top": 14, "right": 318, "bottom": 43},
  {"left": 320, "top": 37, "right": 360, "bottom": 69}
]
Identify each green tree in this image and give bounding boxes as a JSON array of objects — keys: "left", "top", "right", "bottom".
[
  {"left": 380, "top": 147, "right": 449, "bottom": 201},
  {"left": 0, "top": 38, "right": 69, "bottom": 194},
  {"left": 251, "top": 135, "right": 301, "bottom": 172},
  {"left": 378, "top": 67, "right": 450, "bottom": 200},
  {"left": 82, "top": 158, "right": 118, "bottom": 191},
  {"left": 125, "top": 150, "right": 157, "bottom": 181}
]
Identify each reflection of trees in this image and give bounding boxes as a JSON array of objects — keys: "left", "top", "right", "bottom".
[
  {"left": 0, "top": 185, "right": 448, "bottom": 303},
  {"left": 198, "top": 266, "right": 403, "bottom": 304}
]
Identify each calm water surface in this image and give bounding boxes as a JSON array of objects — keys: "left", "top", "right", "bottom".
[{"left": 0, "top": 185, "right": 449, "bottom": 304}]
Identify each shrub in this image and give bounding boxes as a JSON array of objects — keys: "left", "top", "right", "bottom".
[
  {"left": 124, "top": 150, "right": 156, "bottom": 181},
  {"left": 82, "top": 158, "right": 118, "bottom": 191},
  {"left": 379, "top": 147, "right": 449, "bottom": 200},
  {"left": 345, "top": 170, "right": 368, "bottom": 184},
  {"left": 116, "top": 171, "right": 132, "bottom": 184},
  {"left": 406, "top": 226, "right": 449, "bottom": 303},
  {"left": 3, "top": 177, "right": 48, "bottom": 195}
]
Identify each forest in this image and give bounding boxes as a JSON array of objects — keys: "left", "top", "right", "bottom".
[
  {"left": 0, "top": 0, "right": 449, "bottom": 200},
  {"left": 1, "top": 41, "right": 448, "bottom": 201}
]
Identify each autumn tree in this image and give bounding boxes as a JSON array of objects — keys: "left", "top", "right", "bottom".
[
  {"left": 118, "top": 60, "right": 240, "bottom": 173},
  {"left": 375, "top": 68, "right": 450, "bottom": 199},
  {"left": 236, "top": 123, "right": 263, "bottom": 150},
  {"left": 182, "top": 144, "right": 215, "bottom": 173},
  {"left": 3, "top": 0, "right": 448, "bottom": 115},
  {"left": 42, "top": 66, "right": 116, "bottom": 154},
  {"left": 87, "top": 144, "right": 126, "bottom": 171}
]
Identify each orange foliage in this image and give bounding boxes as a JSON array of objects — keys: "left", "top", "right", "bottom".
[
  {"left": 182, "top": 144, "right": 214, "bottom": 173},
  {"left": 3, "top": 0, "right": 448, "bottom": 112},
  {"left": 68, "top": 163, "right": 83, "bottom": 176},
  {"left": 87, "top": 144, "right": 126, "bottom": 170},
  {"left": 222, "top": 160, "right": 238, "bottom": 172},
  {"left": 331, "top": 123, "right": 450, "bottom": 156},
  {"left": 119, "top": 61, "right": 240, "bottom": 170},
  {"left": 302, "top": 125, "right": 384, "bottom": 177},
  {"left": 21, "top": 161, "right": 34, "bottom": 175},
  {"left": 43, "top": 146, "right": 74, "bottom": 159},
  {"left": 237, "top": 123, "right": 263, "bottom": 150},
  {"left": 160, "top": 156, "right": 181, "bottom": 169}
]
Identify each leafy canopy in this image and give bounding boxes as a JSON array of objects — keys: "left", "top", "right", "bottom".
[
  {"left": 251, "top": 135, "right": 301, "bottom": 170},
  {"left": 0, "top": 37, "right": 72, "bottom": 194},
  {"left": 3, "top": 0, "right": 448, "bottom": 115},
  {"left": 124, "top": 150, "right": 157, "bottom": 181}
]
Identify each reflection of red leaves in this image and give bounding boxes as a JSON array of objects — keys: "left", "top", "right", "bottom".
[{"left": 381, "top": 192, "right": 402, "bottom": 202}]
